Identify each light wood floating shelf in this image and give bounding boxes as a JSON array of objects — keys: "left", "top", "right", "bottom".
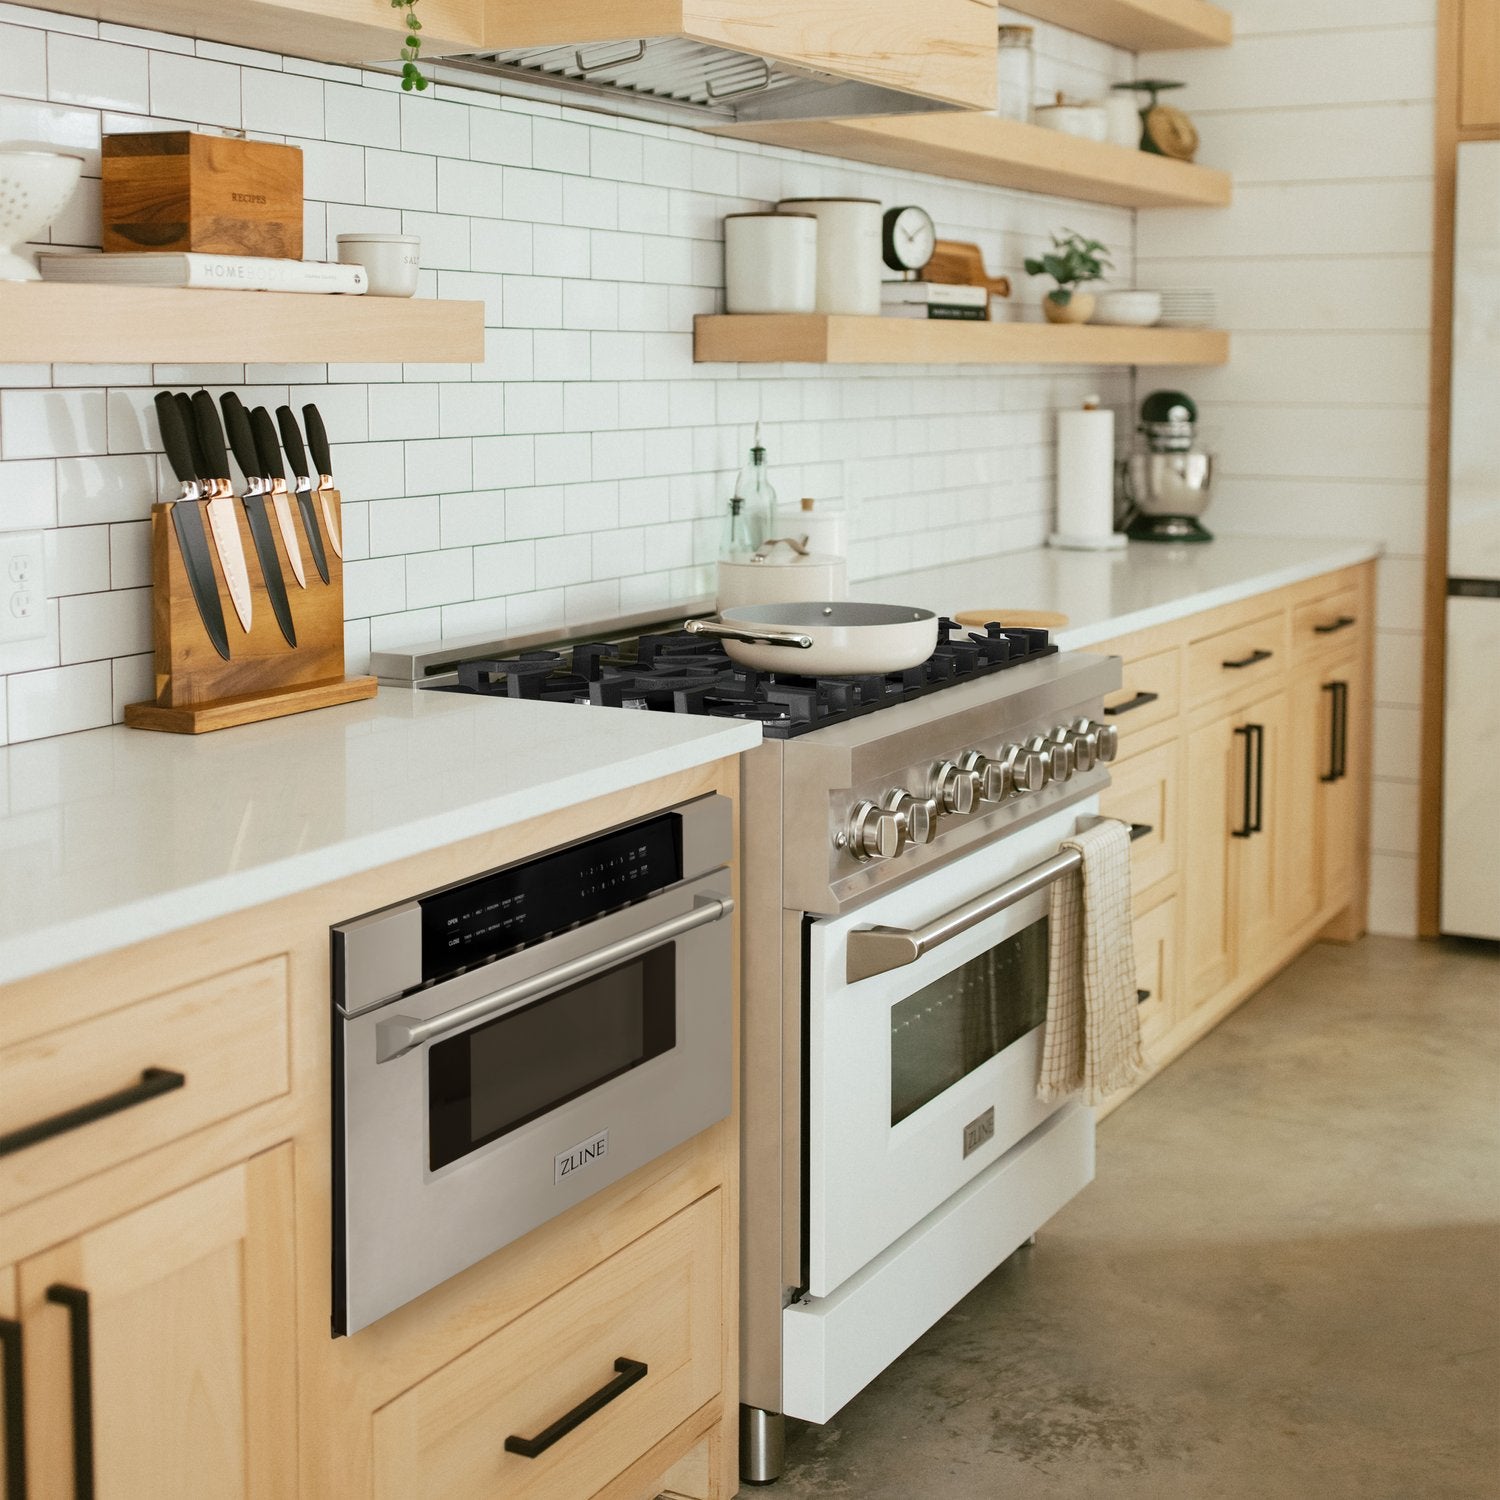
[
  {"left": 694, "top": 314, "right": 1230, "bottom": 367},
  {"left": 1003, "top": 0, "right": 1232, "bottom": 51},
  {"left": 710, "top": 113, "right": 1231, "bottom": 209},
  {"left": 0, "top": 283, "right": 485, "bottom": 365}
]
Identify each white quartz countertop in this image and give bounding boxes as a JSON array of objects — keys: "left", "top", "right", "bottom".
[
  {"left": 850, "top": 536, "right": 1382, "bottom": 649},
  {"left": 0, "top": 690, "right": 760, "bottom": 987}
]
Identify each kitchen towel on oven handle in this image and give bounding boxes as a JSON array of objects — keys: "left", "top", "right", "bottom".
[{"left": 1037, "top": 817, "right": 1145, "bottom": 1105}]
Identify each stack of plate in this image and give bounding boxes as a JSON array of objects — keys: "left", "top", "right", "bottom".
[{"left": 1155, "top": 289, "right": 1216, "bottom": 328}]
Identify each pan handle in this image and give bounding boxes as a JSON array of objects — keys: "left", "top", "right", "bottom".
[{"left": 683, "top": 618, "right": 814, "bottom": 650}]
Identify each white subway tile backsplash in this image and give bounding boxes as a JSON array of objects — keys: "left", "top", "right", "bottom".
[
  {"left": 367, "top": 494, "right": 439, "bottom": 557},
  {"left": 44, "top": 523, "right": 109, "bottom": 595},
  {"left": 0, "top": 22, "right": 46, "bottom": 99},
  {"left": 532, "top": 117, "right": 590, "bottom": 175},
  {"left": 401, "top": 92, "right": 468, "bottom": 158},
  {"left": 472, "top": 433, "right": 534, "bottom": 489},
  {"left": 326, "top": 79, "right": 397, "bottom": 147},
  {"left": 7, "top": 660, "right": 111, "bottom": 740},
  {"left": 439, "top": 489, "right": 506, "bottom": 548},
  {"left": 242, "top": 67, "right": 323, "bottom": 137},
  {"left": 534, "top": 533, "right": 591, "bottom": 589},
  {"left": 58, "top": 584, "right": 150, "bottom": 662},
  {"left": 439, "top": 383, "right": 503, "bottom": 437},
  {"left": 469, "top": 108, "right": 529, "bottom": 166},
  {"left": 365, "top": 147, "right": 437, "bottom": 211},
  {"left": 472, "top": 539, "right": 535, "bottom": 596},
  {"left": 3, "top": 388, "right": 107, "bottom": 461},
  {"left": 47, "top": 31, "right": 147, "bottom": 111},
  {"left": 405, "top": 547, "right": 472, "bottom": 608},
  {"left": 501, "top": 165, "right": 560, "bottom": 224},
  {"left": 148, "top": 49, "right": 239, "bottom": 128},
  {"left": 0, "top": 459, "right": 57, "bottom": 529}
]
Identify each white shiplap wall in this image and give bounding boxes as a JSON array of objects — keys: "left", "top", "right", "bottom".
[
  {"left": 0, "top": 3, "right": 1135, "bottom": 746},
  {"left": 1138, "top": 0, "right": 1436, "bottom": 936}
]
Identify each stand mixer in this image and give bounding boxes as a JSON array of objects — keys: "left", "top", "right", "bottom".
[{"left": 1122, "top": 389, "right": 1215, "bottom": 543}]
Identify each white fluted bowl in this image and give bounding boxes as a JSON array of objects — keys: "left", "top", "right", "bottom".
[{"left": 0, "top": 149, "right": 83, "bottom": 281}]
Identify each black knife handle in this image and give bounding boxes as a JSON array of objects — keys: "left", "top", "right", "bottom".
[
  {"left": 276, "top": 406, "right": 311, "bottom": 481},
  {"left": 153, "top": 392, "right": 197, "bottom": 488},
  {"left": 219, "top": 392, "right": 260, "bottom": 487},
  {"left": 173, "top": 392, "right": 206, "bottom": 480},
  {"left": 250, "top": 407, "right": 286, "bottom": 482},
  {"left": 302, "top": 403, "right": 332, "bottom": 477},
  {"left": 191, "top": 391, "right": 230, "bottom": 482}
]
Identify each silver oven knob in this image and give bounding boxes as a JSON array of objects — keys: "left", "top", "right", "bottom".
[
  {"left": 1023, "top": 735, "right": 1057, "bottom": 785},
  {"left": 1087, "top": 718, "right": 1119, "bottom": 762},
  {"left": 929, "top": 759, "right": 980, "bottom": 816},
  {"left": 1043, "top": 731, "right": 1076, "bottom": 782},
  {"left": 1068, "top": 721, "right": 1098, "bottom": 773},
  {"left": 883, "top": 788, "right": 938, "bottom": 845},
  {"left": 1000, "top": 743, "right": 1047, "bottom": 795},
  {"left": 956, "top": 750, "right": 1006, "bottom": 803},
  {"left": 847, "top": 799, "right": 907, "bottom": 861}
]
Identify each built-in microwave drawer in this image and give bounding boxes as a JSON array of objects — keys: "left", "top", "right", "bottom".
[
  {"left": 370, "top": 1191, "right": 724, "bottom": 1500},
  {"left": 0, "top": 957, "right": 290, "bottom": 1212}
]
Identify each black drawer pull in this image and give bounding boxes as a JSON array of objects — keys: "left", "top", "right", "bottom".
[
  {"left": 46, "top": 1286, "right": 93, "bottom": 1500},
  {"left": 0, "top": 1318, "right": 25, "bottom": 1500},
  {"left": 0, "top": 1067, "right": 185, "bottom": 1158},
  {"left": 1104, "top": 690, "right": 1159, "bottom": 716},
  {"left": 1232, "top": 725, "right": 1256, "bottom": 838},
  {"left": 1222, "top": 648, "right": 1273, "bottom": 670},
  {"left": 1136, "top": 988, "right": 1152, "bottom": 1005},
  {"left": 504, "top": 1357, "right": 647, "bottom": 1459},
  {"left": 1128, "top": 822, "right": 1152, "bottom": 842},
  {"left": 1313, "top": 615, "right": 1356, "bottom": 635}
]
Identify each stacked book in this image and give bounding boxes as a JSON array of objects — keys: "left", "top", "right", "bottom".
[
  {"left": 880, "top": 282, "right": 988, "bottom": 321},
  {"left": 37, "top": 252, "right": 368, "bottom": 294}
]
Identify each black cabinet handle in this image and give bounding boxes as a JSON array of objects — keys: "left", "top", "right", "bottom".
[
  {"left": 1104, "top": 690, "right": 1159, "bottom": 716},
  {"left": 1136, "top": 988, "right": 1152, "bottom": 1004},
  {"left": 1128, "top": 822, "right": 1152, "bottom": 842},
  {"left": 0, "top": 1068, "right": 185, "bottom": 1158},
  {"left": 1232, "top": 725, "right": 1255, "bottom": 838},
  {"left": 504, "top": 1357, "right": 647, "bottom": 1459},
  {"left": 1320, "top": 682, "right": 1348, "bottom": 783},
  {"left": 45, "top": 1287, "right": 93, "bottom": 1500},
  {"left": 1336, "top": 680, "right": 1349, "bottom": 780},
  {"left": 0, "top": 1319, "right": 25, "bottom": 1500},
  {"left": 1249, "top": 723, "right": 1266, "bottom": 834},
  {"left": 1313, "top": 615, "right": 1356, "bottom": 635},
  {"left": 1222, "top": 648, "right": 1273, "bottom": 670}
]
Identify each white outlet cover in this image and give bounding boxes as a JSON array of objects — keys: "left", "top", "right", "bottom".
[{"left": 0, "top": 531, "right": 47, "bottom": 644}]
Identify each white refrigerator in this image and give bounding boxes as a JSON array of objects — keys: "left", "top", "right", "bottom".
[{"left": 1442, "top": 140, "right": 1500, "bottom": 940}]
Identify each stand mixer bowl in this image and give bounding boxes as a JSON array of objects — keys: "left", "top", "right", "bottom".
[{"left": 1125, "top": 452, "right": 1214, "bottom": 517}]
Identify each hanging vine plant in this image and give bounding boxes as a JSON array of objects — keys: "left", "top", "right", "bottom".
[{"left": 392, "top": 0, "right": 429, "bottom": 90}]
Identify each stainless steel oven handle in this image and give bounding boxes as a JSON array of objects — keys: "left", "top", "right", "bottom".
[
  {"left": 375, "top": 894, "right": 733, "bottom": 1063},
  {"left": 845, "top": 818, "right": 1146, "bottom": 983}
]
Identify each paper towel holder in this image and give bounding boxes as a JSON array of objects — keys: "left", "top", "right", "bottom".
[{"left": 1049, "top": 395, "right": 1129, "bottom": 552}]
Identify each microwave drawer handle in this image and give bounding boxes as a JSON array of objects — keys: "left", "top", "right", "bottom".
[
  {"left": 375, "top": 894, "right": 733, "bottom": 1062},
  {"left": 845, "top": 819, "right": 1148, "bottom": 984}
]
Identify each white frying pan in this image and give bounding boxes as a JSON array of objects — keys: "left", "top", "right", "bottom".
[{"left": 684, "top": 601, "right": 939, "bottom": 675}]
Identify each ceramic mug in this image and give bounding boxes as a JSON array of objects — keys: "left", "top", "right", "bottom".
[
  {"left": 336, "top": 233, "right": 420, "bottom": 297},
  {"left": 776, "top": 197, "right": 882, "bottom": 316}
]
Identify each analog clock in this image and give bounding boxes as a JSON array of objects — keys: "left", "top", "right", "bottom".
[{"left": 882, "top": 205, "right": 937, "bottom": 274}]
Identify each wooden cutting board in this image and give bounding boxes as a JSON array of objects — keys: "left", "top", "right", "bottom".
[{"left": 953, "top": 608, "right": 1069, "bottom": 630}]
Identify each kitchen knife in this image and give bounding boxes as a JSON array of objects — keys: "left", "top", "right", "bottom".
[
  {"left": 153, "top": 391, "right": 230, "bottom": 662},
  {"left": 274, "top": 406, "right": 330, "bottom": 584},
  {"left": 301, "top": 402, "right": 344, "bottom": 559},
  {"left": 219, "top": 392, "right": 297, "bottom": 649},
  {"left": 188, "top": 390, "right": 254, "bottom": 635},
  {"left": 246, "top": 405, "right": 307, "bottom": 589}
]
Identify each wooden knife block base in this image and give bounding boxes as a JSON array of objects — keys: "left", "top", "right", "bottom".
[{"left": 125, "top": 495, "right": 377, "bottom": 734}]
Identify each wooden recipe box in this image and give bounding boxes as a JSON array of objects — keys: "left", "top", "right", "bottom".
[{"left": 103, "top": 131, "right": 303, "bottom": 258}]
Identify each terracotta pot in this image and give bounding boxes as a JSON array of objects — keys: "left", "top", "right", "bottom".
[{"left": 1043, "top": 290, "right": 1096, "bottom": 324}]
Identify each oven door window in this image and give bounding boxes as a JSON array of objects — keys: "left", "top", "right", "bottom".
[
  {"left": 428, "top": 945, "right": 676, "bottom": 1170},
  {"left": 890, "top": 915, "right": 1049, "bottom": 1126}
]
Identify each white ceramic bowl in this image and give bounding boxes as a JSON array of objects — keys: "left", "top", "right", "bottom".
[
  {"left": 0, "top": 148, "right": 83, "bottom": 281},
  {"left": 1093, "top": 290, "right": 1163, "bottom": 327},
  {"left": 1032, "top": 104, "right": 1108, "bottom": 141}
]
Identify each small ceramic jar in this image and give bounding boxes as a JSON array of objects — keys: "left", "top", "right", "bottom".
[
  {"left": 336, "top": 233, "right": 420, "bottom": 297},
  {"left": 724, "top": 212, "right": 818, "bottom": 314},
  {"left": 776, "top": 197, "right": 882, "bottom": 316}
]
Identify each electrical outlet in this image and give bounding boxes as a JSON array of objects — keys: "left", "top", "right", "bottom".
[{"left": 0, "top": 532, "right": 47, "bottom": 644}]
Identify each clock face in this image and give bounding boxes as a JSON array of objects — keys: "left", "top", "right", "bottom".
[{"left": 882, "top": 205, "right": 937, "bottom": 271}]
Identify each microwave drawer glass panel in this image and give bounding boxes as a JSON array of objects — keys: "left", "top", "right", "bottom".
[
  {"left": 890, "top": 916, "right": 1049, "bottom": 1126},
  {"left": 428, "top": 946, "right": 675, "bottom": 1170}
]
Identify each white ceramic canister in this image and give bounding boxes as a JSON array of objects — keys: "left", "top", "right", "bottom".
[
  {"left": 724, "top": 211, "right": 817, "bottom": 314},
  {"left": 1105, "top": 93, "right": 1143, "bottom": 149},
  {"left": 716, "top": 540, "right": 848, "bottom": 610},
  {"left": 1032, "top": 103, "right": 1109, "bottom": 141},
  {"left": 776, "top": 197, "right": 882, "bottom": 316},
  {"left": 777, "top": 497, "right": 849, "bottom": 559},
  {"left": 336, "top": 233, "right": 420, "bottom": 297}
]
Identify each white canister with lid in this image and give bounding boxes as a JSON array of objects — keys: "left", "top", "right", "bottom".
[
  {"left": 776, "top": 197, "right": 882, "bottom": 316},
  {"left": 724, "top": 211, "right": 817, "bottom": 314},
  {"left": 336, "top": 233, "right": 420, "bottom": 297},
  {"left": 716, "top": 538, "right": 848, "bottom": 610},
  {"left": 778, "top": 496, "right": 849, "bottom": 559},
  {"left": 1032, "top": 101, "right": 1109, "bottom": 142},
  {"left": 1105, "top": 93, "right": 1143, "bottom": 149}
]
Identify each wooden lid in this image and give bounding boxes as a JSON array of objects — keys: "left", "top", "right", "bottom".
[{"left": 952, "top": 608, "right": 1069, "bottom": 629}]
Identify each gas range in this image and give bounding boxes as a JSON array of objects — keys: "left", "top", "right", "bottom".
[{"left": 398, "top": 617, "right": 1058, "bottom": 741}]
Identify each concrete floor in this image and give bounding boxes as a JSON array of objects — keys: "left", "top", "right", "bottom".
[{"left": 756, "top": 936, "right": 1500, "bottom": 1500}]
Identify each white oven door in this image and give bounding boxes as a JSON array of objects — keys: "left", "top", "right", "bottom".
[{"left": 805, "top": 799, "right": 1096, "bottom": 1297}]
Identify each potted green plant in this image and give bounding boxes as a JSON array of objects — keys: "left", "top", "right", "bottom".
[
  {"left": 391, "top": 0, "right": 429, "bottom": 90},
  {"left": 1024, "top": 230, "right": 1112, "bottom": 324}
]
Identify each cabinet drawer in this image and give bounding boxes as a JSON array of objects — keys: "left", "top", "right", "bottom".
[
  {"left": 0, "top": 957, "right": 289, "bottom": 1211},
  {"left": 1099, "top": 740, "right": 1178, "bottom": 898},
  {"left": 1132, "top": 895, "right": 1177, "bottom": 1049},
  {"left": 372, "top": 1191, "right": 724, "bottom": 1500},
  {"left": 1186, "top": 611, "right": 1287, "bottom": 704},
  {"left": 1102, "top": 646, "right": 1179, "bottom": 748},
  {"left": 1292, "top": 586, "right": 1363, "bottom": 663}
]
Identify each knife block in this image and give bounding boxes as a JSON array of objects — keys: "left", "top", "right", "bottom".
[{"left": 124, "top": 490, "right": 376, "bottom": 733}]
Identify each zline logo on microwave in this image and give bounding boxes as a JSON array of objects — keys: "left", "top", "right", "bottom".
[{"left": 555, "top": 1129, "right": 610, "bottom": 1184}]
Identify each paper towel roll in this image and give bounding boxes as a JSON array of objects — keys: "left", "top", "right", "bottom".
[{"left": 1051, "top": 402, "right": 1126, "bottom": 550}]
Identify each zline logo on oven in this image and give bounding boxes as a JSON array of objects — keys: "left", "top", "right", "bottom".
[
  {"left": 963, "top": 1107, "right": 996, "bottom": 1158},
  {"left": 555, "top": 1129, "right": 610, "bottom": 1184}
]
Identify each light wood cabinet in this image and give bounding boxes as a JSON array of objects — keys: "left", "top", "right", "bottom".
[
  {"left": 13, "top": 1146, "right": 297, "bottom": 1500},
  {"left": 1461, "top": 0, "right": 1500, "bottom": 129}
]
